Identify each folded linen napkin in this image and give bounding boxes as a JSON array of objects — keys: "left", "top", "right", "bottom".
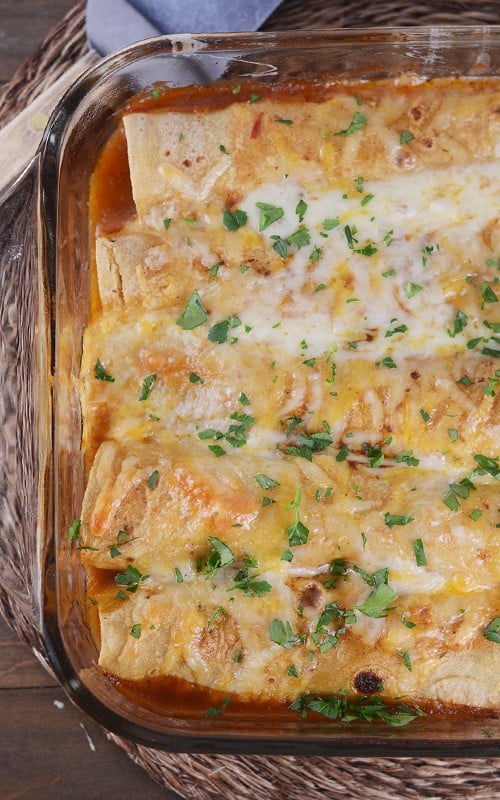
[{"left": 87, "top": 0, "right": 282, "bottom": 55}]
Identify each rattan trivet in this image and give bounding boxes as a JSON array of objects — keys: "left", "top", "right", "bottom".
[{"left": 1, "top": 2, "right": 499, "bottom": 798}]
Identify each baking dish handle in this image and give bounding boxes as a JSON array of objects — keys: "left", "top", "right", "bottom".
[{"left": 0, "top": 158, "right": 47, "bottom": 645}]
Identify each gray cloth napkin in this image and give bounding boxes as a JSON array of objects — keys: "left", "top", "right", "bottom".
[{"left": 87, "top": 0, "right": 282, "bottom": 55}]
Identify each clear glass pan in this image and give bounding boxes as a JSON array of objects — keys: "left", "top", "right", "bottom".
[{"left": 35, "top": 27, "right": 500, "bottom": 754}]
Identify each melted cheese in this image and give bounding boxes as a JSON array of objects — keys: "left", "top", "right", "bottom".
[{"left": 81, "top": 76, "right": 500, "bottom": 712}]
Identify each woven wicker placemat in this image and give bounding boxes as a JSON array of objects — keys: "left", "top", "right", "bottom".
[{"left": 1, "top": 2, "right": 499, "bottom": 798}]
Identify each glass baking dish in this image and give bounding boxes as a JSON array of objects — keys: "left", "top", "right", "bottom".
[{"left": 29, "top": 27, "right": 500, "bottom": 755}]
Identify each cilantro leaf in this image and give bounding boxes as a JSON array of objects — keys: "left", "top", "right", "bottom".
[
  {"left": 147, "top": 470, "right": 159, "bottom": 490},
  {"left": 376, "top": 356, "right": 398, "bottom": 369},
  {"left": 139, "top": 373, "right": 156, "bottom": 401},
  {"left": 130, "top": 623, "right": 142, "bottom": 639},
  {"left": 412, "top": 538, "right": 427, "bottom": 567},
  {"left": 394, "top": 450, "right": 420, "bottom": 467},
  {"left": 288, "top": 518, "right": 309, "bottom": 547},
  {"left": 205, "top": 537, "right": 235, "bottom": 578},
  {"left": 255, "top": 473, "right": 280, "bottom": 489},
  {"left": 447, "top": 309, "right": 468, "bottom": 338},
  {"left": 227, "top": 568, "right": 272, "bottom": 597},
  {"left": 68, "top": 519, "right": 81, "bottom": 542},
  {"left": 95, "top": 358, "right": 115, "bottom": 382},
  {"left": 405, "top": 282, "right": 423, "bottom": 299},
  {"left": 481, "top": 281, "right": 498, "bottom": 304},
  {"left": 269, "top": 619, "right": 301, "bottom": 649},
  {"left": 208, "top": 315, "right": 241, "bottom": 344},
  {"left": 473, "top": 454, "right": 499, "bottom": 479},
  {"left": 400, "top": 130, "right": 415, "bottom": 144},
  {"left": 334, "top": 111, "right": 367, "bottom": 136},
  {"left": 295, "top": 199, "right": 307, "bottom": 222},
  {"left": 115, "top": 564, "right": 149, "bottom": 594},
  {"left": 355, "top": 583, "right": 397, "bottom": 618},
  {"left": 385, "top": 513, "right": 414, "bottom": 528},
  {"left": 176, "top": 291, "right": 207, "bottom": 329},
  {"left": 483, "top": 618, "right": 500, "bottom": 643},
  {"left": 222, "top": 209, "right": 247, "bottom": 230},
  {"left": 287, "top": 227, "right": 311, "bottom": 249},
  {"left": 291, "top": 693, "right": 423, "bottom": 727},
  {"left": 256, "top": 202, "right": 284, "bottom": 231}
]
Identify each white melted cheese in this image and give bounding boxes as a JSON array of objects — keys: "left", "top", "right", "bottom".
[{"left": 236, "top": 162, "right": 500, "bottom": 358}]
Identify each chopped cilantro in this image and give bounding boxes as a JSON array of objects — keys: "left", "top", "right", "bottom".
[
  {"left": 334, "top": 111, "right": 367, "bottom": 136},
  {"left": 222, "top": 209, "right": 247, "bottom": 230},
  {"left": 323, "top": 218, "right": 340, "bottom": 230},
  {"left": 400, "top": 130, "right": 415, "bottom": 144},
  {"left": 310, "top": 245, "right": 323, "bottom": 262},
  {"left": 385, "top": 323, "right": 408, "bottom": 338},
  {"left": 256, "top": 202, "right": 284, "bottom": 231},
  {"left": 394, "top": 450, "right": 420, "bottom": 466},
  {"left": 95, "top": 358, "right": 115, "bottom": 382},
  {"left": 115, "top": 564, "right": 149, "bottom": 594},
  {"left": 296, "top": 199, "right": 308, "bottom": 222},
  {"left": 174, "top": 567, "right": 184, "bottom": 583},
  {"left": 355, "top": 583, "right": 397, "bottom": 618},
  {"left": 363, "top": 443, "right": 384, "bottom": 468},
  {"left": 255, "top": 473, "right": 280, "bottom": 489},
  {"left": 405, "top": 282, "right": 423, "bottom": 299},
  {"left": 412, "top": 538, "right": 427, "bottom": 567},
  {"left": 270, "top": 235, "right": 288, "bottom": 258},
  {"left": 269, "top": 619, "right": 301, "bottom": 649},
  {"left": 399, "top": 650, "right": 412, "bottom": 671},
  {"left": 447, "top": 309, "right": 468, "bottom": 338},
  {"left": 130, "top": 623, "right": 142, "bottom": 639},
  {"left": 483, "top": 618, "right": 500, "bottom": 643},
  {"left": 147, "top": 470, "right": 159, "bottom": 490},
  {"left": 287, "top": 227, "right": 311, "bottom": 249},
  {"left": 227, "top": 564, "right": 271, "bottom": 597},
  {"left": 385, "top": 513, "right": 414, "bottom": 528},
  {"left": 473, "top": 453, "right": 499, "bottom": 478},
  {"left": 481, "top": 281, "right": 498, "bottom": 304},
  {"left": 208, "top": 315, "right": 241, "bottom": 344},
  {"left": 176, "top": 291, "right": 207, "bottom": 329},
  {"left": 205, "top": 695, "right": 232, "bottom": 717},
  {"left": 204, "top": 537, "right": 234, "bottom": 578},
  {"left": 68, "top": 518, "right": 81, "bottom": 542},
  {"left": 336, "top": 445, "right": 349, "bottom": 462},
  {"left": 139, "top": 373, "right": 156, "bottom": 401},
  {"left": 208, "top": 444, "right": 226, "bottom": 457},
  {"left": 376, "top": 356, "right": 398, "bottom": 369}
]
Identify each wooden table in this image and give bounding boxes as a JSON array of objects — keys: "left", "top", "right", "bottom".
[{"left": 0, "top": 3, "right": 179, "bottom": 797}]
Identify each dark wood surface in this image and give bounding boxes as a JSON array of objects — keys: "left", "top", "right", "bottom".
[
  {"left": 0, "top": 2, "right": 177, "bottom": 797},
  {"left": 0, "top": 0, "right": 72, "bottom": 84}
]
